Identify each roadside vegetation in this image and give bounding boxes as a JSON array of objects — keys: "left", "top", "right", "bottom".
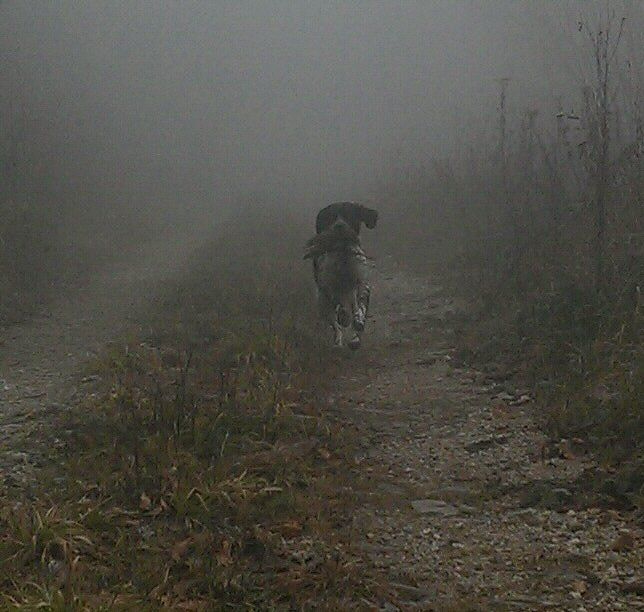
[
  {"left": 0, "top": 218, "right": 386, "bottom": 610},
  {"left": 377, "top": 9, "right": 642, "bottom": 509}
]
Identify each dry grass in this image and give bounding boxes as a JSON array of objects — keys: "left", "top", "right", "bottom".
[
  {"left": 0, "top": 221, "right": 386, "bottom": 610},
  {"left": 375, "top": 79, "right": 642, "bottom": 511}
]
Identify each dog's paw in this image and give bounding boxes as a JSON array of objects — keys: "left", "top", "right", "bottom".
[{"left": 347, "top": 335, "right": 361, "bottom": 350}]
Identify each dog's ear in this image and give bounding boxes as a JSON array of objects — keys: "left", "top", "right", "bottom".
[{"left": 361, "top": 206, "right": 378, "bottom": 229}]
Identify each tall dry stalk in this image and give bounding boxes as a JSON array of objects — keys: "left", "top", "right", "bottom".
[{"left": 580, "top": 5, "right": 626, "bottom": 292}]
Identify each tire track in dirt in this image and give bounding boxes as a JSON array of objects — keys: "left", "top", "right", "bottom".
[{"left": 335, "top": 263, "right": 642, "bottom": 611}]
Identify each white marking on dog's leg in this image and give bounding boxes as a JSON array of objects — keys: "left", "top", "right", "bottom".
[
  {"left": 347, "top": 331, "right": 361, "bottom": 350},
  {"left": 352, "top": 291, "right": 366, "bottom": 332},
  {"left": 353, "top": 281, "right": 370, "bottom": 332}
]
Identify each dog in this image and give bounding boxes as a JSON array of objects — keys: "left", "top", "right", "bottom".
[{"left": 304, "top": 202, "right": 378, "bottom": 349}]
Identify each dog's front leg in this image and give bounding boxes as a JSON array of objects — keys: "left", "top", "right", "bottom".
[
  {"left": 351, "top": 284, "right": 369, "bottom": 332},
  {"left": 332, "top": 319, "right": 344, "bottom": 347}
]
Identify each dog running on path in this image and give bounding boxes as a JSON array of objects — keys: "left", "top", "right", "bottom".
[{"left": 304, "top": 202, "right": 378, "bottom": 349}]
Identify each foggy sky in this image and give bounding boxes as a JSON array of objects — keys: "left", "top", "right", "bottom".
[{"left": 2, "top": 1, "right": 642, "bottom": 240}]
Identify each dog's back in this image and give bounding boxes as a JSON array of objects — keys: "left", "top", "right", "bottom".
[
  {"left": 308, "top": 203, "right": 376, "bottom": 348},
  {"left": 316, "top": 246, "right": 365, "bottom": 302}
]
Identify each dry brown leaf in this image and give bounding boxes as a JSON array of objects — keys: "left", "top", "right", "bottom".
[
  {"left": 558, "top": 439, "right": 575, "bottom": 460},
  {"left": 139, "top": 492, "right": 152, "bottom": 511},
  {"left": 611, "top": 530, "right": 635, "bottom": 552},
  {"left": 148, "top": 583, "right": 166, "bottom": 600},
  {"left": 171, "top": 537, "right": 194, "bottom": 562},
  {"left": 217, "top": 539, "right": 233, "bottom": 566},
  {"left": 318, "top": 447, "right": 331, "bottom": 460},
  {"left": 280, "top": 520, "right": 303, "bottom": 538}
]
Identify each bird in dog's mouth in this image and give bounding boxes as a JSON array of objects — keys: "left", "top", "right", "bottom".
[{"left": 303, "top": 219, "right": 363, "bottom": 261}]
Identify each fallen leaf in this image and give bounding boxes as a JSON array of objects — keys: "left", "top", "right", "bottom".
[
  {"left": 318, "top": 447, "right": 331, "bottom": 460},
  {"left": 280, "top": 520, "right": 302, "bottom": 538},
  {"left": 139, "top": 492, "right": 152, "bottom": 511},
  {"left": 217, "top": 539, "right": 233, "bottom": 566},
  {"left": 171, "top": 537, "right": 193, "bottom": 562},
  {"left": 611, "top": 531, "right": 635, "bottom": 552},
  {"left": 150, "top": 504, "right": 165, "bottom": 517},
  {"left": 558, "top": 439, "right": 575, "bottom": 460}
]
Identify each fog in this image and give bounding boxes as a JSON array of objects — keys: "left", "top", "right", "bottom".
[
  {"left": 1, "top": 1, "right": 642, "bottom": 259},
  {"left": 1, "top": 4, "right": 642, "bottom": 604}
]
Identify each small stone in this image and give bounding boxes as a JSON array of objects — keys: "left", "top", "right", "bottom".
[
  {"left": 432, "top": 485, "right": 472, "bottom": 503},
  {"left": 496, "top": 391, "right": 514, "bottom": 401},
  {"left": 571, "top": 579, "right": 587, "bottom": 594},
  {"left": 552, "top": 487, "right": 573, "bottom": 502},
  {"left": 511, "top": 394, "right": 532, "bottom": 406},
  {"left": 415, "top": 356, "right": 438, "bottom": 366},
  {"left": 411, "top": 499, "right": 459, "bottom": 516}
]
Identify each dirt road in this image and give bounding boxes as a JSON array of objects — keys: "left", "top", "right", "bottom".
[
  {"left": 1, "top": 257, "right": 641, "bottom": 610},
  {"left": 0, "top": 238, "right": 197, "bottom": 485},
  {"left": 337, "top": 263, "right": 643, "bottom": 610}
]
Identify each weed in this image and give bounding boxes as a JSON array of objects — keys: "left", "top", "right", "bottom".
[{"left": 0, "top": 226, "right": 380, "bottom": 609}]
